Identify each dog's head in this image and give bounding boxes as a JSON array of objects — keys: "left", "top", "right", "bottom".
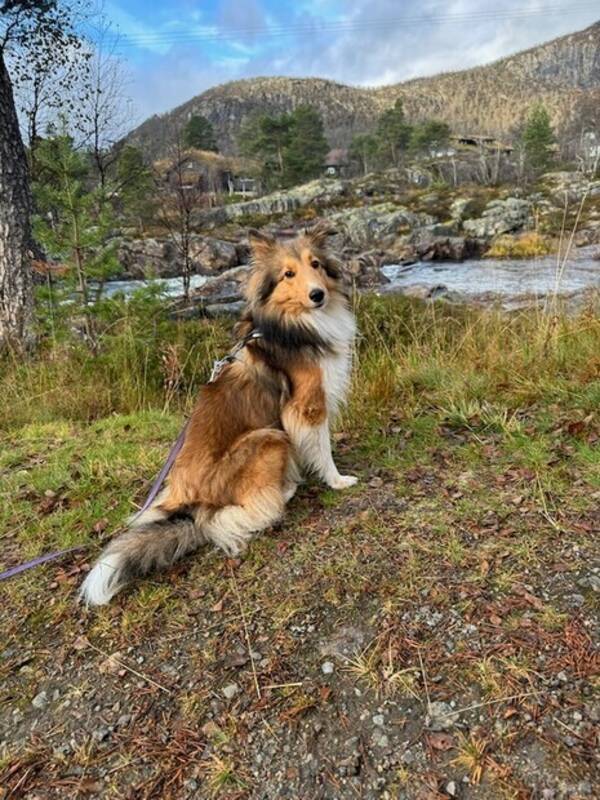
[{"left": 245, "top": 223, "right": 343, "bottom": 319}]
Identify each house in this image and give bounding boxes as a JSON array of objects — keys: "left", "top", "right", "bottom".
[
  {"left": 451, "top": 134, "right": 513, "bottom": 155},
  {"left": 323, "top": 148, "right": 349, "bottom": 177},
  {"left": 157, "top": 149, "right": 260, "bottom": 198}
]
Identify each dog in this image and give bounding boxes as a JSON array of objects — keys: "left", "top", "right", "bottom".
[{"left": 80, "top": 223, "right": 357, "bottom": 606}]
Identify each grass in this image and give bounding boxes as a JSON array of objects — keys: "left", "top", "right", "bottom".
[
  {"left": 485, "top": 232, "right": 556, "bottom": 258},
  {"left": 1, "top": 293, "right": 599, "bottom": 797}
]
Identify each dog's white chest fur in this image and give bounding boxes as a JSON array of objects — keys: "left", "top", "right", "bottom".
[{"left": 314, "top": 302, "right": 356, "bottom": 416}]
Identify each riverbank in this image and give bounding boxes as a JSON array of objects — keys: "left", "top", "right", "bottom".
[{"left": 1, "top": 295, "right": 599, "bottom": 798}]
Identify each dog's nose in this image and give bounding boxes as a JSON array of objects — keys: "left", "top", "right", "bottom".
[{"left": 309, "top": 288, "right": 325, "bottom": 305}]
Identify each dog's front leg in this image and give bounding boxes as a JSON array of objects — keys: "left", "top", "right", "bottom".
[{"left": 282, "top": 403, "right": 357, "bottom": 490}]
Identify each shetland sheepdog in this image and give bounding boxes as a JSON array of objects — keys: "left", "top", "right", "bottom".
[{"left": 80, "top": 224, "right": 357, "bottom": 606}]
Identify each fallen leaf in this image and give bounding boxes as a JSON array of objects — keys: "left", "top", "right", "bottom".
[{"left": 427, "top": 732, "right": 455, "bottom": 751}]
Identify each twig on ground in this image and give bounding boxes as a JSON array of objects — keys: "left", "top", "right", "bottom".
[
  {"left": 229, "top": 565, "right": 261, "bottom": 700},
  {"left": 82, "top": 638, "right": 173, "bottom": 695}
]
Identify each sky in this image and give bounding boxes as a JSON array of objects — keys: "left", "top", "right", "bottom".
[{"left": 99, "top": 0, "right": 600, "bottom": 127}]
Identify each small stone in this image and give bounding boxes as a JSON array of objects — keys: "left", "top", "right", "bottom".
[
  {"left": 92, "top": 726, "right": 110, "bottom": 742},
  {"left": 321, "top": 661, "right": 335, "bottom": 675},
  {"left": 426, "top": 701, "right": 459, "bottom": 731},
  {"left": 116, "top": 714, "right": 131, "bottom": 728},
  {"left": 31, "top": 691, "right": 48, "bottom": 710},
  {"left": 222, "top": 683, "right": 240, "bottom": 700},
  {"left": 372, "top": 714, "right": 385, "bottom": 727},
  {"left": 446, "top": 780, "right": 457, "bottom": 797},
  {"left": 371, "top": 730, "right": 389, "bottom": 748}
]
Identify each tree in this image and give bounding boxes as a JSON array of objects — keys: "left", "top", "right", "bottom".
[
  {"left": 283, "top": 105, "right": 329, "bottom": 186},
  {"left": 157, "top": 140, "right": 208, "bottom": 302},
  {"left": 33, "top": 132, "right": 118, "bottom": 346},
  {"left": 183, "top": 114, "right": 218, "bottom": 152},
  {"left": 409, "top": 120, "right": 451, "bottom": 156},
  {"left": 0, "top": 0, "right": 83, "bottom": 350},
  {"left": 349, "top": 133, "right": 379, "bottom": 176},
  {"left": 116, "top": 145, "right": 155, "bottom": 234},
  {"left": 522, "top": 103, "right": 555, "bottom": 174},
  {"left": 238, "top": 111, "right": 293, "bottom": 187},
  {"left": 376, "top": 98, "right": 412, "bottom": 167},
  {"left": 70, "top": 14, "right": 133, "bottom": 193}
]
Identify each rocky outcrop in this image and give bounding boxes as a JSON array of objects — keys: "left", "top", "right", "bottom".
[
  {"left": 462, "top": 198, "right": 532, "bottom": 238},
  {"left": 199, "top": 179, "right": 347, "bottom": 227},
  {"left": 330, "top": 203, "right": 434, "bottom": 248},
  {"left": 118, "top": 235, "right": 242, "bottom": 279}
]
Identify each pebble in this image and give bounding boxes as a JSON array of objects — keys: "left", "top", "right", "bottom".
[
  {"left": 222, "top": 683, "right": 240, "bottom": 700},
  {"left": 426, "top": 700, "right": 459, "bottom": 731},
  {"left": 92, "top": 726, "right": 110, "bottom": 742},
  {"left": 31, "top": 691, "right": 48, "bottom": 710},
  {"left": 372, "top": 714, "right": 385, "bottom": 727},
  {"left": 371, "top": 730, "right": 389, "bottom": 748},
  {"left": 321, "top": 661, "right": 335, "bottom": 675},
  {"left": 446, "top": 780, "right": 457, "bottom": 797}
]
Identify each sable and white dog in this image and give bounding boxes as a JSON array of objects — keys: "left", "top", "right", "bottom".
[{"left": 80, "top": 224, "right": 357, "bottom": 606}]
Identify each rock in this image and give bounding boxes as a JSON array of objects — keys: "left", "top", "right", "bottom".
[
  {"left": 383, "top": 283, "right": 464, "bottom": 305},
  {"left": 222, "top": 683, "right": 240, "bottom": 700},
  {"left": 118, "top": 235, "right": 241, "bottom": 279},
  {"left": 450, "top": 197, "right": 476, "bottom": 221},
  {"left": 31, "top": 691, "right": 48, "bottom": 710},
  {"left": 199, "top": 178, "right": 348, "bottom": 226},
  {"left": 320, "top": 625, "right": 370, "bottom": 660},
  {"left": 426, "top": 701, "right": 460, "bottom": 731},
  {"left": 446, "top": 780, "right": 457, "bottom": 797},
  {"left": 330, "top": 202, "right": 434, "bottom": 247},
  {"left": 463, "top": 198, "right": 532, "bottom": 238},
  {"left": 577, "top": 573, "right": 600, "bottom": 593},
  {"left": 321, "top": 661, "right": 335, "bottom": 675},
  {"left": 188, "top": 237, "right": 239, "bottom": 272},
  {"left": 346, "top": 251, "right": 389, "bottom": 287},
  {"left": 204, "top": 301, "right": 246, "bottom": 318},
  {"left": 372, "top": 714, "right": 385, "bottom": 727},
  {"left": 92, "top": 726, "right": 111, "bottom": 742},
  {"left": 371, "top": 730, "right": 389, "bottom": 748}
]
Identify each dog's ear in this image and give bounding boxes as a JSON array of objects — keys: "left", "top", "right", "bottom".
[
  {"left": 248, "top": 229, "right": 276, "bottom": 262},
  {"left": 305, "top": 221, "right": 336, "bottom": 250}
]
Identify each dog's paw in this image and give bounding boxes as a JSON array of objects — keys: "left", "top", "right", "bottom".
[{"left": 328, "top": 474, "right": 358, "bottom": 490}]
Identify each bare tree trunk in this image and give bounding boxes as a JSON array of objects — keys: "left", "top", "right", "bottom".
[{"left": 0, "top": 52, "right": 34, "bottom": 351}]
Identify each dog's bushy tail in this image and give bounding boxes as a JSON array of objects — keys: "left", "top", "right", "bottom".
[{"left": 79, "top": 509, "right": 205, "bottom": 606}]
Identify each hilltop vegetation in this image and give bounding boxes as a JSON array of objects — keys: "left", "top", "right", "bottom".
[{"left": 124, "top": 21, "right": 600, "bottom": 158}]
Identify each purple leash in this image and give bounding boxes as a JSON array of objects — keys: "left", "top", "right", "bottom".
[
  {"left": 0, "top": 423, "right": 189, "bottom": 583},
  {"left": 0, "top": 547, "right": 87, "bottom": 581},
  {"left": 0, "top": 330, "right": 261, "bottom": 583}
]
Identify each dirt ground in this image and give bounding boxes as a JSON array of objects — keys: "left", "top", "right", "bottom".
[{"left": 1, "top": 398, "right": 598, "bottom": 799}]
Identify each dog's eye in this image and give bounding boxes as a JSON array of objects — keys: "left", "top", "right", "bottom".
[
  {"left": 284, "top": 270, "right": 295, "bottom": 279},
  {"left": 311, "top": 259, "right": 320, "bottom": 269}
]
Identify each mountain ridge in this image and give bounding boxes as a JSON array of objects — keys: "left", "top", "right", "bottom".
[{"left": 125, "top": 20, "right": 600, "bottom": 159}]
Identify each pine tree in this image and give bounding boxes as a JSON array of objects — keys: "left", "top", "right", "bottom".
[
  {"left": 522, "top": 104, "right": 555, "bottom": 174},
  {"left": 116, "top": 145, "right": 155, "bottom": 234},
  {"left": 349, "top": 133, "right": 379, "bottom": 176},
  {"left": 409, "top": 120, "right": 451, "bottom": 156},
  {"left": 283, "top": 105, "right": 329, "bottom": 187},
  {"left": 183, "top": 114, "right": 218, "bottom": 152},
  {"left": 238, "top": 112, "right": 293, "bottom": 187},
  {"left": 376, "top": 99, "right": 412, "bottom": 166},
  {"left": 33, "top": 134, "right": 118, "bottom": 346}
]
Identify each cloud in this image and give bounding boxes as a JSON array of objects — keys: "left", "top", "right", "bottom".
[{"left": 113, "top": 0, "right": 599, "bottom": 122}]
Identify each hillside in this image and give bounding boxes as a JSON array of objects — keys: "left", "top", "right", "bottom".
[{"left": 125, "top": 20, "right": 600, "bottom": 159}]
